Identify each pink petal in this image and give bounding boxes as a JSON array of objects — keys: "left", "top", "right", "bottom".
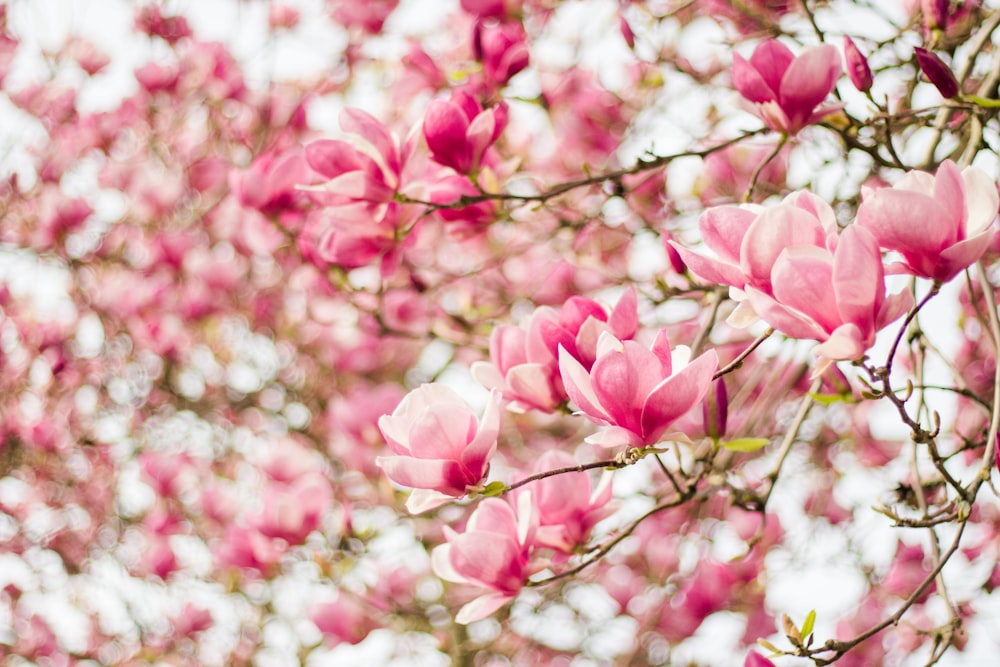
[
  {"left": 749, "top": 40, "right": 795, "bottom": 96},
  {"left": 640, "top": 350, "right": 718, "bottom": 443},
  {"left": 832, "top": 225, "right": 882, "bottom": 332},
  {"left": 376, "top": 456, "right": 466, "bottom": 495},
  {"left": 770, "top": 246, "right": 840, "bottom": 332},
  {"left": 340, "top": 108, "right": 400, "bottom": 175},
  {"left": 858, "top": 190, "right": 953, "bottom": 268},
  {"left": 740, "top": 205, "right": 826, "bottom": 290},
  {"left": 745, "top": 287, "right": 828, "bottom": 341},
  {"left": 461, "top": 390, "right": 500, "bottom": 473},
  {"left": 455, "top": 592, "right": 515, "bottom": 624},
  {"left": 424, "top": 100, "right": 473, "bottom": 172},
  {"left": 670, "top": 242, "right": 747, "bottom": 287},
  {"left": 813, "top": 323, "right": 866, "bottom": 361},
  {"left": 778, "top": 44, "right": 841, "bottom": 131},
  {"left": 305, "top": 139, "right": 362, "bottom": 178},
  {"left": 700, "top": 206, "right": 758, "bottom": 263},
  {"left": 733, "top": 52, "right": 779, "bottom": 103},
  {"left": 505, "top": 362, "right": 560, "bottom": 410},
  {"left": 559, "top": 345, "right": 612, "bottom": 424},
  {"left": 935, "top": 229, "right": 997, "bottom": 282},
  {"left": 406, "top": 489, "right": 456, "bottom": 514},
  {"left": 609, "top": 287, "right": 639, "bottom": 340},
  {"left": 932, "top": 160, "right": 965, "bottom": 243},
  {"left": 961, "top": 166, "right": 1000, "bottom": 235},
  {"left": 408, "top": 405, "right": 477, "bottom": 459}
]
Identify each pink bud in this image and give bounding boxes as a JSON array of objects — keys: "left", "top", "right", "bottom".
[
  {"left": 922, "top": 0, "right": 948, "bottom": 30},
  {"left": 914, "top": 47, "right": 959, "bottom": 99},
  {"left": 843, "top": 37, "right": 873, "bottom": 92},
  {"left": 702, "top": 377, "right": 728, "bottom": 439}
]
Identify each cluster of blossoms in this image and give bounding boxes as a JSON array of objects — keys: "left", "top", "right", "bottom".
[{"left": 6, "top": 1, "right": 1000, "bottom": 666}]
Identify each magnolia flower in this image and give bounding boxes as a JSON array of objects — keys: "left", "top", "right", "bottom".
[
  {"left": 377, "top": 384, "right": 500, "bottom": 513},
  {"left": 514, "top": 450, "right": 614, "bottom": 554},
  {"left": 558, "top": 331, "right": 719, "bottom": 448},
  {"left": 423, "top": 92, "right": 507, "bottom": 174},
  {"left": 432, "top": 496, "right": 535, "bottom": 623},
  {"left": 472, "top": 289, "right": 638, "bottom": 412},
  {"left": 732, "top": 39, "right": 842, "bottom": 134},
  {"left": 857, "top": 159, "right": 998, "bottom": 282},
  {"left": 745, "top": 225, "right": 913, "bottom": 366},
  {"left": 669, "top": 190, "right": 838, "bottom": 326}
]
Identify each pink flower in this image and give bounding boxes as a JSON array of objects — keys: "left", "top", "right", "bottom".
[
  {"left": 377, "top": 384, "right": 500, "bottom": 513},
  {"left": 515, "top": 450, "right": 614, "bottom": 554},
  {"left": 309, "top": 594, "right": 377, "bottom": 645},
  {"left": 423, "top": 93, "right": 507, "bottom": 174},
  {"left": 432, "top": 496, "right": 535, "bottom": 623},
  {"left": 857, "top": 160, "right": 998, "bottom": 282},
  {"left": 732, "top": 40, "right": 842, "bottom": 134},
  {"left": 669, "top": 190, "right": 838, "bottom": 326},
  {"left": 473, "top": 19, "right": 530, "bottom": 90},
  {"left": 472, "top": 289, "right": 638, "bottom": 412},
  {"left": 558, "top": 330, "right": 719, "bottom": 448},
  {"left": 305, "top": 108, "right": 411, "bottom": 207},
  {"left": 745, "top": 225, "right": 913, "bottom": 364}
]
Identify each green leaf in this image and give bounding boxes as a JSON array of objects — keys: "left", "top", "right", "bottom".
[
  {"left": 481, "top": 481, "right": 507, "bottom": 497},
  {"left": 966, "top": 94, "right": 1000, "bottom": 109},
  {"left": 723, "top": 437, "right": 770, "bottom": 452},
  {"left": 801, "top": 609, "right": 816, "bottom": 639},
  {"left": 808, "top": 392, "right": 851, "bottom": 406}
]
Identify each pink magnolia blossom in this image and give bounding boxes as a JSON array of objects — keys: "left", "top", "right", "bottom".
[
  {"left": 669, "top": 190, "right": 838, "bottom": 326},
  {"left": 558, "top": 330, "right": 719, "bottom": 448},
  {"left": 432, "top": 496, "right": 536, "bottom": 623},
  {"left": 423, "top": 93, "right": 507, "bottom": 174},
  {"left": 305, "top": 108, "right": 413, "bottom": 208},
  {"left": 515, "top": 450, "right": 614, "bottom": 554},
  {"left": 377, "top": 384, "right": 500, "bottom": 513},
  {"left": 857, "top": 160, "right": 997, "bottom": 282},
  {"left": 472, "top": 289, "right": 638, "bottom": 412},
  {"left": 745, "top": 225, "right": 913, "bottom": 364},
  {"left": 732, "top": 39, "right": 842, "bottom": 134},
  {"left": 473, "top": 19, "right": 530, "bottom": 90},
  {"left": 309, "top": 594, "right": 377, "bottom": 645}
]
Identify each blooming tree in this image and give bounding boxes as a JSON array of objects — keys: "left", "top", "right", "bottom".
[{"left": 3, "top": 0, "right": 1000, "bottom": 665}]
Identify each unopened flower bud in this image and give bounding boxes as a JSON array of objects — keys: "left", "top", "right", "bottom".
[
  {"left": 702, "top": 377, "right": 728, "bottom": 440},
  {"left": 915, "top": 47, "right": 959, "bottom": 99},
  {"left": 843, "top": 37, "right": 873, "bottom": 92}
]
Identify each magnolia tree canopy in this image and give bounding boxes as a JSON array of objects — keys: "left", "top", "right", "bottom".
[{"left": 2, "top": 0, "right": 1000, "bottom": 665}]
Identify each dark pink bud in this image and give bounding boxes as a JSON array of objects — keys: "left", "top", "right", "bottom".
[
  {"left": 915, "top": 47, "right": 959, "bottom": 99},
  {"left": 702, "top": 377, "right": 728, "bottom": 439},
  {"left": 619, "top": 13, "right": 635, "bottom": 49},
  {"left": 843, "top": 37, "right": 872, "bottom": 92}
]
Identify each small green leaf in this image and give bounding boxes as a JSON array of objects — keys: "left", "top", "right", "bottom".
[
  {"left": 481, "top": 481, "right": 507, "bottom": 497},
  {"left": 966, "top": 94, "right": 1000, "bottom": 109},
  {"left": 723, "top": 437, "right": 770, "bottom": 452},
  {"left": 801, "top": 609, "right": 816, "bottom": 639},
  {"left": 808, "top": 392, "right": 851, "bottom": 406}
]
